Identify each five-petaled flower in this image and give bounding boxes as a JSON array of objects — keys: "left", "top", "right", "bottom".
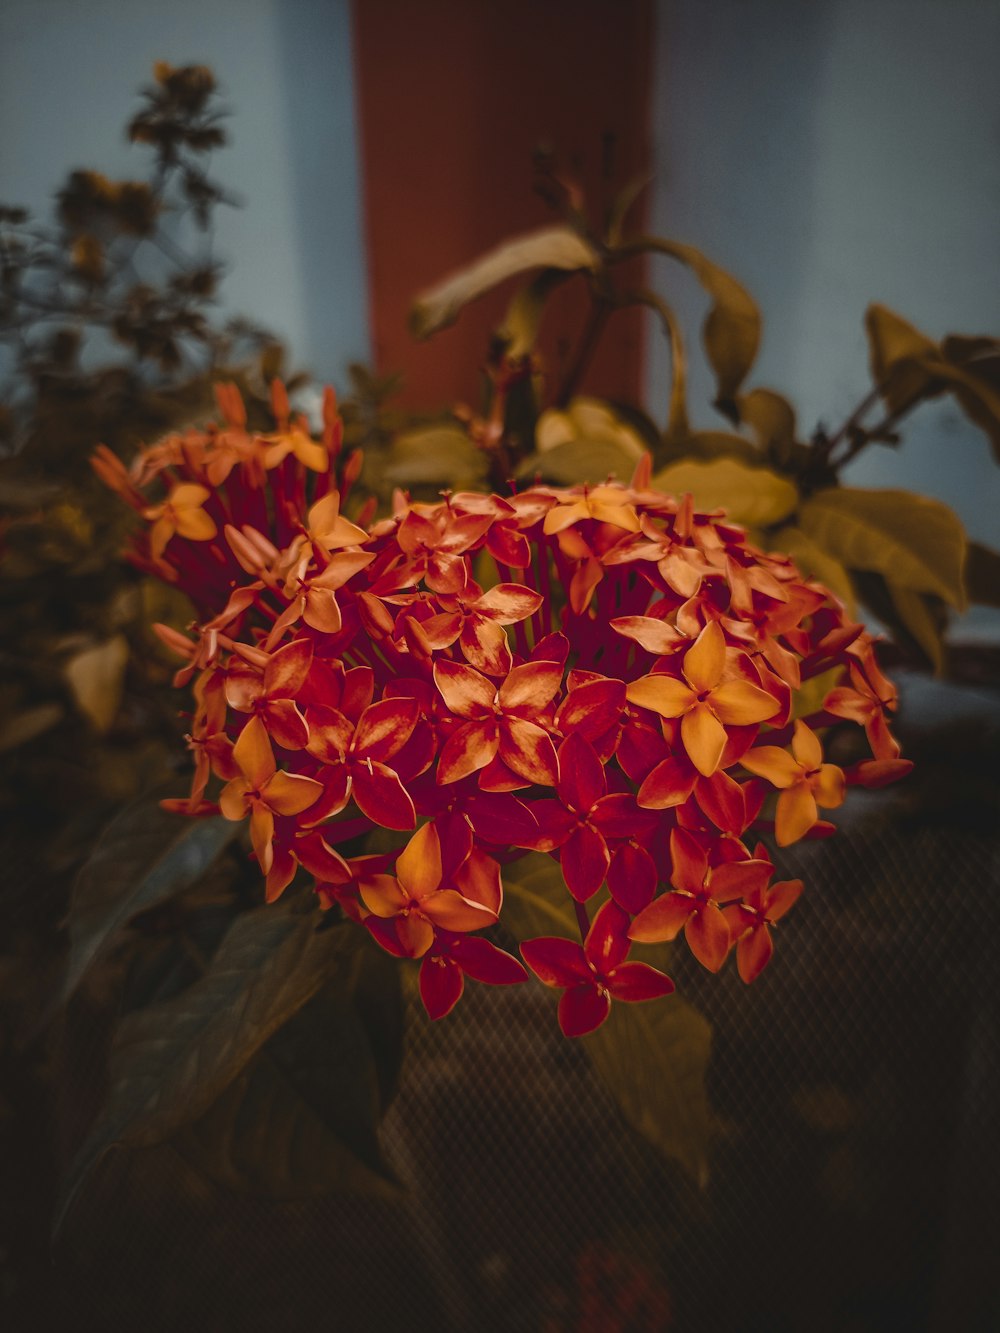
[{"left": 521, "top": 899, "right": 675, "bottom": 1037}]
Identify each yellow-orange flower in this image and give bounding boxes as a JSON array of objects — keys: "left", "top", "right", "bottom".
[{"left": 740, "top": 720, "right": 845, "bottom": 845}]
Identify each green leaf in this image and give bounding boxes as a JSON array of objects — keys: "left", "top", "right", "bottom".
[
  {"left": 583, "top": 996, "right": 714, "bottom": 1186},
  {"left": 965, "top": 540, "right": 1000, "bottom": 608},
  {"left": 636, "top": 237, "right": 761, "bottom": 403},
  {"left": 503, "top": 856, "right": 577, "bottom": 939},
  {"left": 174, "top": 964, "right": 402, "bottom": 1199},
  {"left": 410, "top": 226, "right": 599, "bottom": 339},
  {"left": 651, "top": 456, "right": 799, "bottom": 528},
  {"left": 496, "top": 269, "right": 572, "bottom": 358},
  {"left": 737, "top": 388, "right": 797, "bottom": 466},
  {"left": 768, "top": 525, "right": 856, "bottom": 613},
  {"left": 886, "top": 580, "right": 946, "bottom": 674},
  {"left": 925, "top": 351, "right": 1000, "bottom": 464},
  {"left": 382, "top": 424, "right": 488, "bottom": 491},
  {"left": 56, "top": 904, "right": 357, "bottom": 1231},
  {"left": 865, "top": 303, "right": 941, "bottom": 414},
  {"left": 503, "top": 861, "right": 712, "bottom": 1182},
  {"left": 798, "top": 487, "right": 967, "bottom": 608},
  {"left": 63, "top": 799, "right": 239, "bottom": 1001}
]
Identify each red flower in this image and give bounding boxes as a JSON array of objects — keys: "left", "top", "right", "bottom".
[
  {"left": 418, "top": 932, "right": 528, "bottom": 1020},
  {"left": 521, "top": 900, "right": 674, "bottom": 1037}
]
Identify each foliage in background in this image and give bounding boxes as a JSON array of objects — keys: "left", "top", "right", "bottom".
[{"left": 389, "top": 160, "right": 1000, "bottom": 679}]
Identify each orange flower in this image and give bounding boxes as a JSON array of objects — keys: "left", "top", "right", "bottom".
[
  {"left": 740, "top": 720, "right": 845, "bottom": 845},
  {"left": 625, "top": 621, "right": 779, "bottom": 777},
  {"left": 143, "top": 482, "right": 217, "bottom": 559},
  {"left": 219, "top": 716, "right": 322, "bottom": 873}
]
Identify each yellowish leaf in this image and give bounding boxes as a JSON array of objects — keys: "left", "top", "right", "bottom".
[
  {"left": 383, "top": 425, "right": 488, "bottom": 490},
  {"left": 64, "top": 635, "right": 129, "bottom": 732},
  {"left": 798, "top": 488, "right": 966, "bottom": 609},
  {"left": 652, "top": 456, "right": 799, "bottom": 528},
  {"left": 865, "top": 303, "right": 941, "bottom": 413},
  {"left": 738, "top": 388, "right": 797, "bottom": 461},
  {"left": 410, "top": 226, "right": 598, "bottom": 339},
  {"left": 769, "top": 525, "right": 856, "bottom": 613},
  {"left": 640, "top": 238, "right": 761, "bottom": 401},
  {"left": 887, "top": 581, "right": 946, "bottom": 674}
]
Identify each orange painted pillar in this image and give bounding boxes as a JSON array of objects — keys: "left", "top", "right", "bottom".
[{"left": 352, "top": 0, "right": 654, "bottom": 411}]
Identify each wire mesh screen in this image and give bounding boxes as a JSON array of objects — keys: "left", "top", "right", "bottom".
[{"left": 47, "top": 817, "right": 999, "bottom": 1333}]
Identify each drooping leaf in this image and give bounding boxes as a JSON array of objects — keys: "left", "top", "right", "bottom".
[
  {"left": 635, "top": 237, "right": 761, "bottom": 404},
  {"left": 630, "top": 288, "right": 689, "bottom": 438},
  {"left": 174, "top": 962, "right": 403, "bottom": 1198},
  {"left": 503, "top": 856, "right": 578, "bottom": 939},
  {"left": 410, "top": 226, "right": 599, "bottom": 339},
  {"left": 64, "top": 634, "right": 130, "bottom": 732},
  {"left": 941, "top": 335, "right": 1000, "bottom": 460},
  {"left": 798, "top": 487, "right": 966, "bottom": 608},
  {"left": 56, "top": 905, "right": 357, "bottom": 1231},
  {"left": 583, "top": 994, "right": 714, "bottom": 1185},
  {"left": 652, "top": 456, "right": 799, "bottom": 528},
  {"left": 886, "top": 580, "right": 946, "bottom": 674},
  {"left": 865, "top": 303, "right": 941, "bottom": 414},
  {"left": 496, "top": 269, "right": 573, "bottom": 358},
  {"left": 63, "top": 799, "right": 239, "bottom": 1001},
  {"left": 769, "top": 525, "right": 856, "bottom": 613},
  {"left": 964, "top": 541, "right": 1000, "bottom": 608},
  {"left": 738, "top": 388, "right": 797, "bottom": 465}
]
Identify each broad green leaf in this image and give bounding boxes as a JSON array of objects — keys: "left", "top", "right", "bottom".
[
  {"left": 738, "top": 388, "right": 797, "bottom": 465},
  {"left": 887, "top": 580, "right": 946, "bottom": 674},
  {"left": 410, "top": 226, "right": 599, "bottom": 339},
  {"left": 57, "top": 905, "right": 357, "bottom": 1231},
  {"left": 584, "top": 996, "right": 714, "bottom": 1186},
  {"left": 174, "top": 965, "right": 402, "bottom": 1199},
  {"left": 518, "top": 437, "right": 642, "bottom": 487},
  {"left": 503, "top": 861, "right": 712, "bottom": 1182},
  {"left": 636, "top": 237, "right": 761, "bottom": 402},
  {"left": 64, "top": 634, "right": 129, "bottom": 732},
  {"left": 799, "top": 487, "right": 966, "bottom": 608},
  {"left": 652, "top": 456, "right": 799, "bottom": 527},
  {"left": 865, "top": 303, "right": 941, "bottom": 414},
  {"left": 769, "top": 525, "right": 856, "bottom": 613},
  {"left": 965, "top": 541, "right": 1000, "bottom": 608},
  {"left": 63, "top": 799, "right": 239, "bottom": 1000},
  {"left": 503, "top": 856, "right": 577, "bottom": 939},
  {"left": 382, "top": 425, "right": 488, "bottom": 491}
]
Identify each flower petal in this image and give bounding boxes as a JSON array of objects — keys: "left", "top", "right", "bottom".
[
  {"left": 607, "top": 843, "right": 657, "bottom": 914},
  {"left": 520, "top": 936, "right": 589, "bottom": 987},
  {"left": 558, "top": 984, "right": 611, "bottom": 1038},
  {"left": 263, "top": 637, "right": 314, "bottom": 697},
  {"left": 354, "top": 697, "right": 420, "bottom": 762},
  {"left": 499, "top": 660, "right": 563, "bottom": 716},
  {"left": 736, "top": 924, "right": 773, "bottom": 984},
  {"left": 437, "top": 719, "right": 499, "bottom": 784},
  {"left": 628, "top": 891, "right": 693, "bottom": 943},
  {"left": 499, "top": 718, "right": 559, "bottom": 787},
  {"left": 739, "top": 745, "right": 801, "bottom": 788},
  {"left": 775, "top": 782, "right": 818, "bottom": 846},
  {"left": 709, "top": 680, "right": 781, "bottom": 725},
  {"left": 421, "top": 889, "right": 497, "bottom": 932},
  {"left": 557, "top": 732, "right": 605, "bottom": 814},
  {"left": 694, "top": 770, "right": 747, "bottom": 834},
  {"left": 681, "top": 703, "right": 728, "bottom": 777},
  {"left": 395, "top": 821, "right": 443, "bottom": 899},
  {"left": 233, "top": 715, "right": 277, "bottom": 787},
  {"left": 351, "top": 761, "right": 416, "bottom": 830},
  {"left": 419, "top": 955, "right": 464, "bottom": 1020},
  {"left": 359, "top": 874, "right": 408, "bottom": 918},
  {"left": 433, "top": 659, "right": 495, "bottom": 718},
  {"left": 560, "top": 823, "right": 610, "bottom": 902},
  {"left": 610, "top": 616, "right": 684, "bottom": 656},
  {"left": 682, "top": 620, "right": 726, "bottom": 692},
  {"left": 791, "top": 719, "right": 823, "bottom": 770},
  {"left": 637, "top": 756, "right": 698, "bottom": 810},
  {"left": 262, "top": 770, "right": 323, "bottom": 816},
  {"left": 449, "top": 936, "right": 528, "bottom": 985},
  {"left": 626, "top": 674, "right": 694, "bottom": 720},
  {"left": 684, "top": 903, "right": 731, "bottom": 972},
  {"left": 584, "top": 899, "right": 632, "bottom": 974},
  {"left": 606, "top": 961, "right": 675, "bottom": 1002}
]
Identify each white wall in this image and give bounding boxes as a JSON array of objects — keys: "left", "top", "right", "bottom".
[
  {"left": 647, "top": 0, "right": 1000, "bottom": 550},
  {"left": 0, "top": 0, "right": 370, "bottom": 385}
]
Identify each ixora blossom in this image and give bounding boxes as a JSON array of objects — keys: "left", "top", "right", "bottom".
[{"left": 94, "top": 381, "right": 910, "bottom": 1037}]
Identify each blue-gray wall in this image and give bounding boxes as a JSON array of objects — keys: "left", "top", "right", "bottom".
[
  {"left": 647, "top": 0, "right": 1000, "bottom": 555},
  {"left": 0, "top": 0, "right": 370, "bottom": 384}
]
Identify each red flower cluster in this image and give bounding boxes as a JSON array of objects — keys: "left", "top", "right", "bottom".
[{"left": 94, "top": 382, "right": 910, "bottom": 1037}]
